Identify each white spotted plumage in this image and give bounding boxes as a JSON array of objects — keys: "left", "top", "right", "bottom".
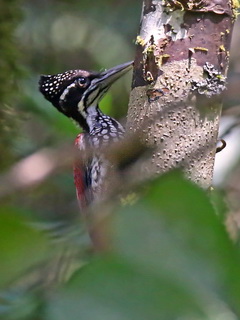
[{"left": 74, "top": 106, "right": 124, "bottom": 207}]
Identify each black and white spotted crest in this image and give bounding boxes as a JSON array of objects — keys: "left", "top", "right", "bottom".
[
  {"left": 39, "top": 69, "right": 98, "bottom": 130},
  {"left": 39, "top": 69, "right": 92, "bottom": 111}
]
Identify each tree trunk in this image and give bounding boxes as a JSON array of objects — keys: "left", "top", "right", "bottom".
[{"left": 127, "top": 0, "right": 238, "bottom": 188}]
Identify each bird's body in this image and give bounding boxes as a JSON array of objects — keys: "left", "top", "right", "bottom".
[
  {"left": 39, "top": 62, "right": 132, "bottom": 210},
  {"left": 74, "top": 107, "right": 125, "bottom": 208}
]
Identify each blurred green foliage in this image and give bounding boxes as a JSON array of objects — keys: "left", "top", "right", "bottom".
[
  {"left": 0, "top": 206, "right": 49, "bottom": 288},
  {"left": 0, "top": 0, "right": 23, "bottom": 169},
  {"left": 1, "top": 1, "right": 240, "bottom": 320},
  {"left": 2, "top": 172, "right": 240, "bottom": 319}
]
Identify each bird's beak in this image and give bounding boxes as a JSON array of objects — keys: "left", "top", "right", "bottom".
[
  {"left": 96, "top": 61, "right": 133, "bottom": 87},
  {"left": 80, "top": 61, "right": 133, "bottom": 112}
]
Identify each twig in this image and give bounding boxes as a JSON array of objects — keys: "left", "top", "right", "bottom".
[{"left": 216, "top": 139, "right": 227, "bottom": 153}]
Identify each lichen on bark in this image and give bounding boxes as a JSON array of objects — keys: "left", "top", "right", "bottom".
[{"left": 127, "top": 0, "right": 236, "bottom": 188}]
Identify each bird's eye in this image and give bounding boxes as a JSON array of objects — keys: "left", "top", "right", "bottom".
[{"left": 77, "top": 77, "right": 87, "bottom": 87}]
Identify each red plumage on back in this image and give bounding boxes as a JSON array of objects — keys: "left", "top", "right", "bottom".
[{"left": 74, "top": 133, "right": 88, "bottom": 210}]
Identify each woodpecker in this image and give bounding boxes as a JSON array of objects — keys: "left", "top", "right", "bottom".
[{"left": 39, "top": 61, "right": 133, "bottom": 210}]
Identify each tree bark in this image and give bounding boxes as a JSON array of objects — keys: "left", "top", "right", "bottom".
[{"left": 127, "top": 0, "right": 238, "bottom": 188}]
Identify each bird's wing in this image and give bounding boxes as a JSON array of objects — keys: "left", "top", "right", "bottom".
[{"left": 73, "top": 133, "right": 93, "bottom": 211}]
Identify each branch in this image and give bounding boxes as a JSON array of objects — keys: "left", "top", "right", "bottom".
[
  {"left": 0, "top": 143, "right": 75, "bottom": 198},
  {"left": 0, "top": 133, "right": 146, "bottom": 200}
]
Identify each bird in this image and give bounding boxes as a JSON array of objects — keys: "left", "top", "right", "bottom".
[{"left": 39, "top": 61, "right": 133, "bottom": 212}]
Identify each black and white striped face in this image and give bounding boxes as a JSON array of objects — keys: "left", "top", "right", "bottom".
[{"left": 39, "top": 70, "right": 94, "bottom": 114}]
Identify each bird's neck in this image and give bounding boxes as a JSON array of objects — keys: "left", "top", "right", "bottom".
[
  {"left": 83, "top": 105, "right": 125, "bottom": 140},
  {"left": 85, "top": 105, "right": 105, "bottom": 132}
]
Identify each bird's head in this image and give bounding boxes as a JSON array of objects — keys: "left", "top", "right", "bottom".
[{"left": 39, "top": 61, "right": 133, "bottom": 131}]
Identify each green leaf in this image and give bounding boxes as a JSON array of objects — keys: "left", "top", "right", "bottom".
[
  {"left": 209, "top": 187, "right": 228, "bottom": 220},
  {"left": 113, "top": 170, "right": 240, "bottom": 316},
  {"left": 0, "top": 207, "right": 50, "bottom": 288},
  {"left": 47, "top": 255, "right": 206, "bottom": 320}
]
